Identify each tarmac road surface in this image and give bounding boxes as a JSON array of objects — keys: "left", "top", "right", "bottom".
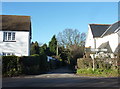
[{"left": 2, "top": 67, "right": 120, "bottom": 88}]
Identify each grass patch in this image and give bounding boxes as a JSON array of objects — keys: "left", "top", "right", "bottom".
[{"left": 77, "top": 68, "right": 119, "bottom": 77}]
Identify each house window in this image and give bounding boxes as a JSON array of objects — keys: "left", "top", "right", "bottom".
[
  {"left": 3, "top": 32, "right": 16, "bottom": 41},
  {"left": 2, "top": 52, "right": 14, "bottom": 56},
  {"left": 12, "top": 33, "right": 15, "bottom": 40}
]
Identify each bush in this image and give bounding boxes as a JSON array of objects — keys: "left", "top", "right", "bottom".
[
  {"left": 18, "top": 56, "right": 41, "bottom": 74},
  {"left": 39, "top": 54, "right": 48, "bottom": 73},
  {"left": 2, "top": 54, "right": 49, "bottom": 77},
  {"left": 77, "top": 58, "right": 119, "bottom": 70},
  {"left": 19, "top": 54, "right": 48, "bottom": 74},
  {"left": 77, "top": 58, "right": 119, "bottom": 77},
  {"left": 31, "top": 54, "right": 39, "bottom": 56},
  {"left": 2, "top": 54, "right": 62, "bottom": 77},
  {"left": 77, "top": 58, "right": 92, "bottom": 69},
  {"left": 2, "top": 56, "right": 19, "bottom": 77}
]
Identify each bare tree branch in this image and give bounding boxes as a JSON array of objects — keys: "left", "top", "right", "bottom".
[{"left": 57, "top": 29, "right": 86, "bottom": 48}]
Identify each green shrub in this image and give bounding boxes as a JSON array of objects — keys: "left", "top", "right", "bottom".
[
  {"left": 18, "top": 56, "right": 41, "bottom": 74},
  {"left": 39, "top": 54, "right": 48, "bottom": 73},
  {"left": 77, "top": 58, "right": 119, "bottom": 77},
  {"left": 77, "top": 58, "right": 119, "bottom": 70},
  {"left": 77, "top": 58, "right": 92, "bottom": 69},
  {"left": 2, "top": 53, "right": 61, "bottom": 77},
  {"left": 2, "top": 56, "right": 19, "bottom": 77},
  {"left": 19, "top": 54, "right": 49, "bottom": 74},
  {"left": 2, "top": 54, "right": 49, "bottom": 76},
  {"left": 31, "top": 54, "right": 39, "bottom": 56}
]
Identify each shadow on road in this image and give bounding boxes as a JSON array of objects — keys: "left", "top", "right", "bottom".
[
  {"left": 2, "top": 66, "right": 120, "bottom": 87},
  {"left": 47, "top": 66, "right": 74, "bottom": 74},
  {"left": 2, "top": 75, "right": 119, "bottom": 87}
]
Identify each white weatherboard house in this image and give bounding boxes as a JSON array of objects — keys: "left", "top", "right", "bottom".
[
  {"left": 85, "top": 21, "right": 120, "bottom": 57},
  {"left": 0, "top": 15, "right": 31, "bottom": 56}
]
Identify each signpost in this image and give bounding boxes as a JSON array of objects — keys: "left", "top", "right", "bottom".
[{"left": 85, "top": 48, "right": 107, "bottom": 71}]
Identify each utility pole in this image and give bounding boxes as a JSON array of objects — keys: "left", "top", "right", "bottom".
[
  {"left": 56, "top": 41, "right": 58, "bottom": 56},
  {"left": 92, "top": 55, "right": 95, "bottom": 71},
  {"left": 93, "top": 38, "right": 96, "bottom": 71}
]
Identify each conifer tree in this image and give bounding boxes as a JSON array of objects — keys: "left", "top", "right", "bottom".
[{"left": 49, "top": 35, "right": 57, "bottom": 56}]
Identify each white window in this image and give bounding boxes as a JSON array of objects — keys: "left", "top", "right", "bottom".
[
  {"left": 2, "top": 52, "right": 15, "bottom": 56},
  {"left": 3, "top": 32, "right": 16, "bottom": 41}
]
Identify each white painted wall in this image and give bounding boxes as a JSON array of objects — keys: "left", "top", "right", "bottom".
[
  {"left": 85, "top": 24, "right": 119, "bottom": 53},
  {"left": 118, "top": 30, "right": 120, "bottom": 44},
  {"left": 85, "top": 25, "right": 95, "bottom": 48},
  {"left": 96, "top": 33, "right": 118, "bottom": 53},
  {"left": 0, "top": 31, "right": 30, "bottom": 56}
]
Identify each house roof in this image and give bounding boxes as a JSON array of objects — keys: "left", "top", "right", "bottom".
[
  {"left": 98, "top": 41, "right": 112, "bottom": 53},
  {"left": 0, "top": 15, "right": 31, "bottom": 31},
  {"left": 101, "top": 21, "right": 120, "bottom": 37},
  {"left": 114, "top": 43, "right": 120, "bottom": 53},
  {"left": 89, "top": 24, "right": 110, "bottom": 37}
]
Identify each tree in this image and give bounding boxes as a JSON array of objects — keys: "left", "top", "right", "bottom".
[
  {"left": 49, "top": 35, "right": 57, "bottom": 56},
  {"left": 69, "top": 45, "right": 84, "bottom": 64},
  {"left": 57, "top": 29, "right": 86, "bottom": 69},
  {"left": 39, "top": 43, "right": 51, "bottom": 56},
  {"left": 58, "top": 46, "right": 70, "bottom": 66},
  {"left": 57, "top": 29, "right": 86, "bottom": 48},
  {"left": 30, "top": 41, "right": 39, "bottom": 55},
  {"left": 39, "top": 44, "right": 46, "bottom": 54},
  {"left": 30, "top": 42, "right": 36, "bottom": 55}
]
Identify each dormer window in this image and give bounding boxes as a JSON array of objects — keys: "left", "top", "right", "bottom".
[{"left": 3, "top": 32, "right": 16, "bottom": 42}]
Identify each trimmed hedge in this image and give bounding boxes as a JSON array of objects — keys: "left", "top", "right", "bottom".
[
  {"left": 77, "top": 58, "right": 119, "bottom": 77},
  {"left": 19, "top": 55, "right": 41, "bottom": 74},
  {"left": 77, "top": 58, "right": 120, "bottom": 77},
  {"left": 2, "top": 54, "right": 62, "bottom": 77},
  {"left": 77, "top": 58, "right": 119, "bottom": 69},
  {"left": 2, "top": 54, "right": 48, "bottom": 77},
  {"left": 2, "top": 56, "right": 19, "bottom": 77}
]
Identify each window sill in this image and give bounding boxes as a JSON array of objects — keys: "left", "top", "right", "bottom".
[{"left": 3, "top": 40, "right": 16, "bottom": 42}]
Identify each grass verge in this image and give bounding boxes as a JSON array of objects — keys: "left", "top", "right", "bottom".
[{"left": 77, "top": 68, "right": 119, "bottom": 77}]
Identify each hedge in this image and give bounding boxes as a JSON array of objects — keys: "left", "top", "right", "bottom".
[
  {"left": 18, "top": 55, "right": 41, "bottom": 74},
  {"left": 77, "top": 58, "right": 119, "bottom": 70},
  {"left": 2, "top": 54, "right": 62, "bottom": 77},
  {"left": 77, "top": 58, "right": 119, "bottom": 77},
  {"left": 2, "top": 56, "right": 19, "bottom": 77}
]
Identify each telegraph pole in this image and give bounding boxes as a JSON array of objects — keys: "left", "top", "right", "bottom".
[
  {"left": 93, "top": 38, "right": 96, "bottom": 71},
  {"left": 56, "top": 41, "right": 58, "bottom": 56}
]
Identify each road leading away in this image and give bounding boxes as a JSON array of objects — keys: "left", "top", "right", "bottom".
[{"left": 2, "top": 67, "right": 120, "bottom": 88}]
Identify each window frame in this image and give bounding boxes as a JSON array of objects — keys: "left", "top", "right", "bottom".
[
  {"left": 2, "top": 52, "right": 15, "bottom": 56},
  {"left": 3, "top": 31, "right": 16, "bottom": 42}
]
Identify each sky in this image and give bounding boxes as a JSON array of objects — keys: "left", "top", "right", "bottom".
[{"left": 2, "top": 2, "right": 118, "bottom": 45}]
